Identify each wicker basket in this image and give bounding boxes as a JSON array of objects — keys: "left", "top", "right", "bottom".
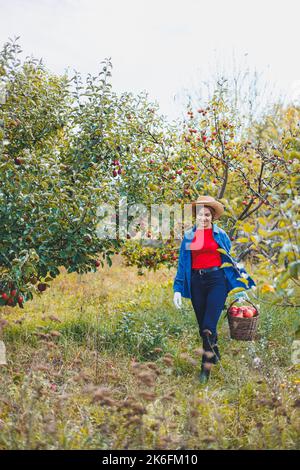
[{"left": 225, "top": 298, "right": 259, "bottom": 341}]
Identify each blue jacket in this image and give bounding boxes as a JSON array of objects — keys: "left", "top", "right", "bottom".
[{"left": 173, "top": 222, "right": 256, "bottom": 299}]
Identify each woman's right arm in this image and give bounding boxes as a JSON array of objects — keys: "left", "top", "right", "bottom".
[{"left": 173, "top": 238, "right": 185, "bottom": 295}]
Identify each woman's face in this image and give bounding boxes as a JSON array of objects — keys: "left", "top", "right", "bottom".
[{"left": 196, "top": 206, "right": 213, "bottom": 228}]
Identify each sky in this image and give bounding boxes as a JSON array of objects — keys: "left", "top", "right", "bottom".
[{"left": 1, "top": 0, "right": 300, "bottom": 123}]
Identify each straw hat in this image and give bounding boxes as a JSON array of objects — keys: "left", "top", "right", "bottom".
[{"left": 191, "top": 195, "right": 224, "bottom": 220}]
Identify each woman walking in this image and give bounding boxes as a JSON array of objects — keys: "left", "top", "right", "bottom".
[{"left": 173, "top": 196, "right": 256, "bottom": 384}]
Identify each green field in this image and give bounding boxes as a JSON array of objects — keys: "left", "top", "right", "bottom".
[{"left": 0, "top": 255, "right": 299, "bottom": 450}]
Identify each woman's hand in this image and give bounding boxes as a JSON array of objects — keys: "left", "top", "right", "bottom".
[{"left": 173, "top": 292, "right": 182, "bottom": 309}]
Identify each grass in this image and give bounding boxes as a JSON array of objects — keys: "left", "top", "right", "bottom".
[{"left": 0, "top": 254, "right": 299, "bottom": 450}]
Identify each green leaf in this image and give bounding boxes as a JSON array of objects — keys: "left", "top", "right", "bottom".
[
  {"left": 237, "top": 277, "right": 249, "bottom": 286},
  {"left": 229, "top": 287, "right": 247, "bottom": 294},
  {"left": 216, "top": 248, "right": 228, "bottom": 255}
]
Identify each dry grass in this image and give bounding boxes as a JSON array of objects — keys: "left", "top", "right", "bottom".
[{"left": 0, "top": 255, "right": 299, "bottom": 450}]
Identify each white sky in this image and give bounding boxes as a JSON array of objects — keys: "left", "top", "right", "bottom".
[{"left": 1, "top": 0, "right": 300, "bottom": 122}]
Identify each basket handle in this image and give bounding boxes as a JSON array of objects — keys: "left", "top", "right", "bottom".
[{"left": 224, "top": 297, "right": 258, "bottom": 319}]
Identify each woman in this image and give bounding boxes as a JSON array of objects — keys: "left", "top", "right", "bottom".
[{"left": 173, "top": 195, "right": 256, "bottom": 384}]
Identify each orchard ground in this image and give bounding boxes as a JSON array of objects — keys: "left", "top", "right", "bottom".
[{"left": 0, "top": 254, "right": 299, "bottom": 450}]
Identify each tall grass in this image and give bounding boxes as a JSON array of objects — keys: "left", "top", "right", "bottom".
[{"left": 0, "top": 255, "right": 299, "bottom": 449}]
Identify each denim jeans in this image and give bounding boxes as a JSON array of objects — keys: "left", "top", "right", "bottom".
[{"left": 191, "top": 268, "right": 228, "bottom": 339}]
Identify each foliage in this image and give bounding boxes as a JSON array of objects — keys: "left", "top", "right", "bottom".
[
  {"left": 0, "top": 38, "right": 299, "bottom": 310},
  {"left": 0, "top": 263, "right": 299, "bottom": 450}
]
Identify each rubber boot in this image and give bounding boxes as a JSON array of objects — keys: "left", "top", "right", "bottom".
[
  {"left": 199, "top": 362, "right": 211, "bottom": 384},
  {"left": 212, "top": 340, "right": 221, "bottom": 364},
  {"left": 198, "top": 330, "right": 213, "bottom": 383},
  {"left": 203, "top": 329, "right": 220, "bottom": 365}
]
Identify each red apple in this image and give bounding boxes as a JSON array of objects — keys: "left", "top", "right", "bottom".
[
  {"left": 229, "top": 306, "right": 239, "bottom": 314},
  {"left": 249, "top": 306, "right": 257, "bottom": 313},
  {"left": 232, "top": 312, "right": 243, "bottom": 318},
  {"left": 1, "top": 293, "right": 9, "bottom": 300},
  {"left": 243, "top": 308, "right": 254, "bottom": 318},
  {"left": 240, "top": 306, "right": 248, "bottom": 314},
  {"left": 230, "top": 307, "right": 243, "bottom": 317}
]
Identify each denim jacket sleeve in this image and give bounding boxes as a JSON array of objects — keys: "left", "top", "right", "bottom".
[
  {"left": 222, "top": 231, "right": 232, "bottom": 254},
  {"left": 173, "top": 237, "right": 185, "bottom": 295}
]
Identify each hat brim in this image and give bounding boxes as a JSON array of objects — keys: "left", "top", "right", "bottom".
[{"left": 192, "top": 201, "right": 224, "bottom": 219}]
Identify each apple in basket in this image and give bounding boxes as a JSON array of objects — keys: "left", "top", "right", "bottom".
[
  {"left": 242, "top": 307, "right": 254, "bottom": 318},
  {"left": 246, "top": 306, "right": 258, "bottom": 317},
  {"left": 229, "top": 306, "right": 243, "bottom": 318},
  {"left": 230, "top": 306, "right": 239, "bottom": 313},
  {"left": 242, "top": 306, "right": 258, "bottom": 318},
  {"left": 237, "top": 305, "right": 251, "bottom": 317}
]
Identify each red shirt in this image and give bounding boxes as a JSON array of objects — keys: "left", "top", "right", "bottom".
[{"left": 190, "top": 227, "right": 222, "bottom": 269}]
